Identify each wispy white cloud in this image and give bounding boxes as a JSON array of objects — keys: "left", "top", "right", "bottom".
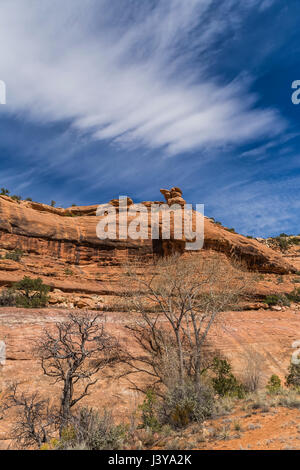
[
  {"left": 259, "top": 0, "right": 275, "bottom": 12},
  {"left": 0, "top": 168, "right": 36, "bottom": 194},
  {"left": 240, "top": 133, "right": 300, "bottom": 160},
  {"left": 0, "top": 0, "right": 285, "bottom": 156},
  {"left": 205, "top": 173, "right": 300, "bottom": 237}
]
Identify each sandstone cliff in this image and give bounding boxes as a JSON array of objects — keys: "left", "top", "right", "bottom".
[{"left": 0, "top": 190, "right": 295, "bottom": 276}]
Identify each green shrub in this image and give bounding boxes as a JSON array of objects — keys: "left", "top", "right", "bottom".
[
  {"left": 285, "top": 362, "right": 300, "bottom": 389},
  {"left": 0, "top": 188, "right": 10, "bottom": 196},
  {"left": 266, "top": 375, "right": 281, "bottom": 395},
  {"left": 3, "top": 249, "right": 23, "bottom": 262},
  {"left": 269, "top": 235, "right": 292, "bottom": 252},
  {"left": 159, "top": 382, "right": 214, "bottom": 429},
  {"left": 286, "top": 288, "right": 300, "bottom": 303},
  {"left": 11, "top": 195, "right": 21, "bottom": 202},
  {"left": 13, "top": 277, "right": 50, "bottom": 308},
  {"left": 56, "top": 408, "right": 126, "bottom": 450},
  {"left": 139, "top": 389, "right": 160, "bottom": 431},
  {"left": 0, "top": 288, "right": 16, "bottom": 306},
  {"left": 289, "top": 237, "right": 300, "bottom": 246},
  {"left": 211, "top": 357, "right": 245, "bottom": 398},
  {"left": 263, "top": 294, "right": 290, "bottom": 307},
  {"left": 64, "top": 268, "right": 74, "bottom": 276}
]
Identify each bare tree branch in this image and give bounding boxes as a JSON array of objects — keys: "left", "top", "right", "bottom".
[
  {"left": 122, "top": 254, "right": 250, "bottom": 392},
  {"left": 36, "top": 312, "right": 121, "bottom": 429}
]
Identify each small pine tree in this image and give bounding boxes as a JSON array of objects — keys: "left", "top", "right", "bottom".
[
  {"left": 266, "top": 375, "right": 281, "bottom": 395},
  {"left": 139, "top": 389, "right": 160, "bottom": 431},
  {"left": 0, "top": 188, "right": 10, "bottom": 196},
  {"left": 285, "top": 362, "right": 300, "bottom": 389},
  {"left": 211, "top": 357, "right": 245, "bottom": 398}
]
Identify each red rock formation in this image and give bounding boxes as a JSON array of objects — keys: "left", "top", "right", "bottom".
[
  {"left": 0, "top": 189, "right": 299, "bottom": 449},
  {"left": 160, "top": 186, "right": 186, "bottom": 206},
  {"left": 0, "top": 191, "right": 295, "bottom": 274}
]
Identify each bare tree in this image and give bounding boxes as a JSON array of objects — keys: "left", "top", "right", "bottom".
[
  {"left": 3, "top": 383, "right": 55, "bottom": 448},
  {"left": 36, "top": 313, "right": 120, "bottom": 428},
  {"left": 241, "top": 347, "right": 265, "bottom": 392},
  {"left": 122, "top": 254, "right": 249, "bottom": 391}
]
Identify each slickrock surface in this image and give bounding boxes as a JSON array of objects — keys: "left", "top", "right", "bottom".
[
  {"left": 158, "top": 406, "right": 300, "bottom": 450},
  {"left": 0, "top": 307, "right": 299, "bottom": 449}
]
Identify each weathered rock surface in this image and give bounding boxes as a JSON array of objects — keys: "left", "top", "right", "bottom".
[
  {"left": 0, "top": 188, "right": 299, "bottom": 449},
  {"left": 0, "top": 307, "right": 299, "bottom": 448},
  {"left": 0, "top": 191, "right": 295, "bottom": 274},
  {"left": 160, "top": 186, "right": 186, "bottom": 206}
]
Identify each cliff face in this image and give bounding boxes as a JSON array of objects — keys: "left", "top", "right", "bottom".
[
  {"left": 0, "top": 192, "right": 299, "bottom": 449},
  {"left": 0, "top": 193, "right": 295, "bottom": 274}
]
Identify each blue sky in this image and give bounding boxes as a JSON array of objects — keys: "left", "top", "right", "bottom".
[{"left": 0, "top": 0, "right": 300, "bottom": 237}]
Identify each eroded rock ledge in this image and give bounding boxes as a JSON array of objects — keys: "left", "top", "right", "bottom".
[{"left": 0, "top": 189, "right": 295, "bottom": 274}]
